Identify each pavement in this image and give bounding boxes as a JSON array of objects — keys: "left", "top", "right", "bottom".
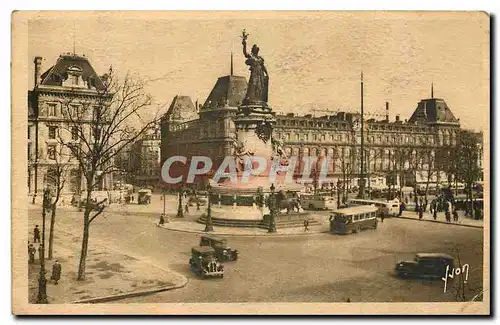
[
  {"left": 158, "top": 220, "right": 329, "bottom": 236},
  {"left": 396, "top": 210, "right": 484, "bottom": 229},
  {"left": 28, "top": 212, "right": 187, "bottom": 304}
]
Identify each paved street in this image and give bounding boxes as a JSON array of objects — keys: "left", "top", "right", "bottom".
[{"left": 28, "top": 194, "right": 484, "bottom": 303}]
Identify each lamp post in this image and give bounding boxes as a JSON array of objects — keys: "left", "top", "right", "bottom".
[
  {"left": 268, "top": 183, "right": 277, "bottom": 233},
  {"left": 357, "top": 71, "right": 366, "bottom": 199},
  {"left": 176, "top": 186, "right": 184, "bottom": 218},
  {"left": 337, "top": 180, "right": 342, "bottom": 209},
  {"left": 37, "top": 188, "right": 50, "bottom": 304},
  {"left": 204, "top": 182, "right": 214, "bottom": 232}
]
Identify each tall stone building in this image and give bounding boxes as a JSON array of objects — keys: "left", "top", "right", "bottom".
[
  {"left": 129, "top": 124, "right": 162, "bottom": 187},
  {"left": 28, "top": 53, "right": 113, "bottom": 203},
  {"left": 161, "top": 70, "right": 472, "bottom": 192}
]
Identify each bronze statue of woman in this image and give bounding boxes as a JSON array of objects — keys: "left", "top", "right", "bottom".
[{"left": 241, "top": 30, "right": 269, "bottom": 106}]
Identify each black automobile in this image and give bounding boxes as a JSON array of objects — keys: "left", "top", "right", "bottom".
[
  {"left": 189, "top": 246, "right": 224, "bottom": 279},
  {"left": 395, "top": 253, "right": 454, "bottom": 278},
  {"left": 199, "top": 235, "right": 239, "bottom": 261}
]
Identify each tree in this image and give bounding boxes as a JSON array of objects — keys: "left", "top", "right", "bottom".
[
  {"left": 419, "top": 148, "right": 436, "bottom": 197},
  {"left": 455, "top": 130, "right": 482, "bottom": 215},
  {"left": 338, "top": 147, "right": 355, "bottom": 203},
  {"left": 60, "top": 68, "right": 158, "bottom": 280},
  {"left": 45, "top": 142, "right": 74, "bottom": 260}
]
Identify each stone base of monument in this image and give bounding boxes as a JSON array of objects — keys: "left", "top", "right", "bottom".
[{"left": 197, "top": 207, "right": 317, "bottom": 229}]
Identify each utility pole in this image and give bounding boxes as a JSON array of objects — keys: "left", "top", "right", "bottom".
[
  {"left": 357, "top": 71, "right": 366, "bottom": 199},
  {"left": 37, "top": 188, "right": 50, "bottom": 304},
  {"left": 204, "top": 183, "right": 214, "bottom": 232},
  {"left": 176, "top": 186, "right": 184, "bottom": 218},
  {"left": 268, "top": 183, "right": 277, "bottom": 233}
]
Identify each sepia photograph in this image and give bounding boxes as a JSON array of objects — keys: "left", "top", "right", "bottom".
[{"left": 11, "top": 11, "right": 490, "bottom": 315}]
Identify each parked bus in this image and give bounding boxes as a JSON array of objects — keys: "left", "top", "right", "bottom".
[
  {"left": 330, "top": 205, "right": 379, "bottom": 235},
  {"left": 300, "top": 194, "right": 337, "bottom": 210},
  {"left": 348, "top": 199, "right": 400, "bottom": 217}
]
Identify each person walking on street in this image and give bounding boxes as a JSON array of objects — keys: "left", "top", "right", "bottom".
[
  {"left": 445, "top": 201, "right": 451, "bottom": 223},
  {"left": 418, "top": 205, "right": 423, "bottom": 220},
  {"left": 196, "top": 201, "right": 201, "bottom": 211},
  {"left": 423, "top": 197, "right": 428, "bottom": 212},
  {"left": 184, "top": 203, "right": 189, "bottom": 214},
  {"left": 33, "top": 225, "right": 40, "bottom": 243},
  {"left": 398, "top": 202, "right": 404, "bottom": 217},
  {"left": 453, "top": 207, "right": 459, "bottom": 223},
  {"left": 303, "top": 219, "right": 309, "bottom": 231},
  {"left": 380, "top": 210, "right": 385, "bottom": 223},
  {"left": 50, "top": 260, "right": 62, "bottom": 285},
  {"left": 28, "top": 243, "right": 36, "bottom": 264},
  {"left": 433, "top": 203, "right": 438, "bottom": 220}
]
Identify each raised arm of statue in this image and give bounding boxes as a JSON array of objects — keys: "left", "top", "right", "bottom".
[{"left": 241, "top": 29, "right": 251, "bottom": 58}]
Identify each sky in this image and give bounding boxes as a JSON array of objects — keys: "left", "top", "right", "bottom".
[{"left": 27, "top": 11, "right": 489, "bottom": 131}]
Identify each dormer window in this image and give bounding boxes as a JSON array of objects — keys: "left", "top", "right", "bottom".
[{"left": 63, "top": 65, "right": 86, "bottom": 88}]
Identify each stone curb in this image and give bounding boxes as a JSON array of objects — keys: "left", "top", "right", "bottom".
[
  {"left": 158, "top": 223, "right": 330, "bottom": 237},
  {"left": 71, "top": 275, "right": 188, "bottom": 304},
  {"left": 396, "top": 216, "right": 483, "bottom": 229}
]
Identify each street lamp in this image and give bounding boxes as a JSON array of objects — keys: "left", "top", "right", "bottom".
[
  {"left": 337, "top": 180, "right": 341, "bottom": 209},
  {"left": 268, "top": 183, "right": 277, "bottom": 233},
  {"left": 37, "top": 187, "right": 50, "bottom": 304},
  {"left": 176, "top": 186, "right": 184, "bottom": 218},
  {"left": 204, "top": 182, "right": 214, "bottom": 232}
]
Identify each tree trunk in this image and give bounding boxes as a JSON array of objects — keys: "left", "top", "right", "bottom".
[
  {"left": 48, "top": 204, "right": 57, "bottom": 260},
  {"left": 48, "top": 189, "right": 61, "bottom": 260},
  {"left": 77, "top": 190, "right": 92, "bottom": 281}
]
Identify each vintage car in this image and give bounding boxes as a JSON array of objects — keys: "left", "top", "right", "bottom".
[
  {"left": 395, "top": 253, "right": 454, "bottom": 279},
  {"left": 199, "top": 235, "right": 239, "bottom": 261},
  {"left": 137, "top": 189, "right": 152, "bottom": 205},
  {"left": 189, "top": 246, "right": 225, "bottom": 279}
]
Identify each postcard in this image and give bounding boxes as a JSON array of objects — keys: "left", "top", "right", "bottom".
[{"left": 12, "top": 11, "right": 490, "bottom": 315}]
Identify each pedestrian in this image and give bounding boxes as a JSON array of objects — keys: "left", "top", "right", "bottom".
[
  {"left": 158, "top": 214, "right": 165, "bottom": 226},
  {"left": 50, "top": 260, "right": 62, "bottom": 285},
  {"left": 380, "top": 210, "right": 385, "bottom": 223},
  {"left": 303, "top": 219, "right": 309, "bottom": 231},
  {"left": 415, "top": 197, "right": 419, "bottom": 213},
  {"left": 423, "top": 197, "right": 428, "bottom": 212},
  {"left": 418, "top": 205, "right": 423, "bottom": 220},
  {"left": 33, "top": 225, "right": 40, "bottom": 243},
  {"left": 196, "top": 201, "right": 200, "bottom": 211},
  {"left": 398, "top": 202, "right": 404, "bottom": 217},
  {"left": 184, "top": 203, "right": 189, "bottom": 214},
  {"left": 453, "top": 207, "right": 459, "bottom": 223},
  {"left": 433, "top": 205, "right": 437, "bottom": 220},
  {"left": 28, "top": 243, "right": 36, "bottom": 264}
]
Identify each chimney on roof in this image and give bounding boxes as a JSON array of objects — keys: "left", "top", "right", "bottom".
[
  {"left": 34, "top": 56, "right": 42, "bottom": 87},
  {"left": 385, "top": 102, "right": 389, "bottom": 122},
  {"left": 431, "top": 82, "right": 434, "bottom": 99},
  {"left": 395, "top": 114, "right": 400, "bottom": 122}
]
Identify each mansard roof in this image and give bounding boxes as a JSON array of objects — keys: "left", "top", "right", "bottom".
[
  {"left": 165, "top": 95, "right": 198, "bottom": 122},
  {"left": 202, "top": 75, "right": 247, "bottom": 110},
  {"left": 39, "top": 53, "right": 106, "bottom": 90},
  {"left": 408, "top": 98, "right": 460, "bottom": 126}
]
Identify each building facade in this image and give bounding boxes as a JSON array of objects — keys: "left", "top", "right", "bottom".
[
  {"left": 28, "top": 53, "right": 113, "bottom": 203},
  {"left": 130, "top": 125, "right": 162, "bottom": 187},
  {"left": 161, "top": 72, "right": 477, "bottom": 192}
]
